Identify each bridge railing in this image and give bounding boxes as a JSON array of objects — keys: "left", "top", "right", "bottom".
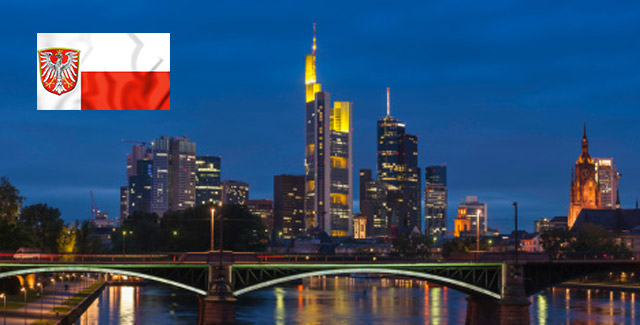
[{"left": 0, "top": 252, "right": 186, "bottom": 263}]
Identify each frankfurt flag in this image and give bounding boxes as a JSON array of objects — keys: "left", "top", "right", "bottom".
[{"left": 37, "top": 33, "right": 170, "bottom": 110}]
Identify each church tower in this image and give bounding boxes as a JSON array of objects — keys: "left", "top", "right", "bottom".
[{"left": 568, "top": 124, "right": 601, "bottom": 228}]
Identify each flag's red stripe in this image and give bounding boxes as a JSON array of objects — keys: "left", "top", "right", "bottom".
[{"left": 81, "top": 71, "right": 170, "bottom": 110}]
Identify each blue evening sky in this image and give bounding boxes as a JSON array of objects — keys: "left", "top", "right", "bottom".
[{"left": 0, "top": 1, "right": 639, "bottom": 232}]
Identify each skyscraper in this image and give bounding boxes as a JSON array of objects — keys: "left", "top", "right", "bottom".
[
  {"left": 222, "top": 180, "right": 249, "bottom": 205},
  {"left": 151, "top": 136, "right": 196, "bottom": 216},
  {"left": 128, "top": 159, "right": 152, "bottom": 214},
  {"left": 119, "top": 186, "right": 128, "bottom": 222},
  {"left": 274, "top": 175, "right": 305, "bottom": 239},
  {"left": 359, "top": 168, "right": 394, "bottom": 238},
  {"left": 425, "top": 165, "right": 447, "bottom": 238},
  {"left": 246, "top": 199, "right": 274, "bottom": 238},
  {"left": 304, "top": 24, "right": 353, "bottom": 237},
  {"left": 595, "top": 158, "right": 620, "bottom": 209},
  {"left": 196, "top": 156, "right": 222, "bottom": 206},
  {"left": 122, "top": 144, "right": 152, "bottom": 218},
  {"left": 377, "top": 88, "right": 420, "bottom": 231},
  {"left": 568, "top": 125, "right": 601, "bottom": 228}
]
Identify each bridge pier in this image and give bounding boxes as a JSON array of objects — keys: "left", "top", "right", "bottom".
[
  {"left": 198, "top": 279, "right": 236, "bottom": 325},
  {"left": 466, "top": 263, "right": 530, "bottom": 325}
]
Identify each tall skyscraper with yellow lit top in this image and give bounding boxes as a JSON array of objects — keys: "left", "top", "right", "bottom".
[{"left": 304, "top": 24, "right": 353, "bottom": 237}]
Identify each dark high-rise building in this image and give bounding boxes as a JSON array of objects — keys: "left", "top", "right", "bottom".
[
  {"left": 359, "top": 168, "right": 393, "bottom": 238},
  {"left": 274, "top": 175, "right": 305, "bottom": 239},
  {"left": 359, "top": 169, "right": 372, "bottom": 202},
  {"left": 196, "top": 156, "right": 222, "bottom": 206},
  {"left": 377, "top": 88, "right": 420, "bottom": 231},
  {"left": 128, "top": 159, "right": 153, "bottom": 214},
  {"left": 151, "top": 136, "right": 197, "bottom": 216},
  {"left": 425, "top": 165, "right": 447, "bottom": 238},
  {"left": 119, "top": 186, "right": 128, "bottom": 223},
  {"left": 246, "top": 199, "right": 274, "bottom": 238},
  {"left": 303, "top": 25, "right": 353, "bottom": 237},
  {"left": 222, "top": 180, "right": 249, "bottom": 205},
  {"left": 122, "top": 144, "right": 152, "bottom": 219}
]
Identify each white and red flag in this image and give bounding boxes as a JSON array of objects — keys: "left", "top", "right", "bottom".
[{"left": 37, "top": 33, "right": 170, "bottom": 110}]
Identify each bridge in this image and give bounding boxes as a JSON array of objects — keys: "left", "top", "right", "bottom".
[{"left": 0, "top": 252, "right": 637, "bottom": 324}]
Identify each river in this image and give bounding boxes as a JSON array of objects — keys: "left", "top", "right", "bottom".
[{"left": 76, "top": 277, "right": 640, "bottom": 324}]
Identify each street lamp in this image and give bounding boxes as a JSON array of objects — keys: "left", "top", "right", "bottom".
[
  {"left": 50, "top": 278, "right": 56, "bottom": 310},
  {"left": 513, "top": 202, "right": 519, "bottom": 266},
  {"left": 122, "top": 231, "right": 133, "bottom": 254},
  {"left": 1, "top": 292, "right": 6, "bottom": 325},
  {"left": 20, "top": 287, "right": 26, "bottom": 325},
  {"left": 210, "top": 208, "right": 215, "bottom": 252},
  {"left": 219, "top": 213, "right": 224, "bottom": 280},
  {"left": 37, "top": 283, "right": 42, "bottom": 321}
]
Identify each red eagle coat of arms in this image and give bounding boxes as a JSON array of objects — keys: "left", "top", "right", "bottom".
[{"left": 38, "top": 48, "right": 80, "bottom": 95}]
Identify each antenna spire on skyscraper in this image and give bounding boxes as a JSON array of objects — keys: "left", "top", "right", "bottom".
[
  {"left": 312, "top": 23, "right": 317, "bottom": 55},
  {"left": 386, "top": 87, "right": 390, "bottom": 116}
]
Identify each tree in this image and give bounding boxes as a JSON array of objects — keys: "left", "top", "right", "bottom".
[
  {"left": 569, "top": 223, "right": 631, "bottom": 259},
  {"left": 0, "top": 177, "right": 24, "bottom": 222},
  {"left": 540, "top": 224, "right": 632, "bottom": 260},
  {"left": 0, "top": 218, "right": 33, "bottom": 251},
  {"left": 540, "top": 227, "right": 571, "bottom": 260},
  {"left": 392, "top": 232, "right": 431, "bottom": 258},
  {"left": 57, "top": 225, "right": 76, "bottom": 260},
  {"left": 218, "top": 204, "right": 267, "bottom": 252},
  {"left": 74, "top": 220, "right": 103, "bottom": 254},
  {"left": 442, "top": 238, "right": 488, "bottom": 259},
  {"left": 20, "top": 203, "right": 64, "bottom": 252}
]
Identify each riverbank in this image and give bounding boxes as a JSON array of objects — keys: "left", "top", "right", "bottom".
[
  {"left": 558, "top": 281, "right": 640, "bottom": 292},
  {"left": 0, "top": 277, "right": 102, "bottom": 324},
  {"left": 58, "top": 281, "right": 106, "bottom": 325}
]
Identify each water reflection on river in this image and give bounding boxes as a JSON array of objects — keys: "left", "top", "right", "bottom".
[{"left": 77, "top": 277, "right": 640, "bottom": 324}]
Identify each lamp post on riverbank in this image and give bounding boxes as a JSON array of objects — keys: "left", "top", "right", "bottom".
[
  {"left": 21, "top": 287, "right": 26, "bottom": 325},
  {"left": 1, "top": 292, "right": 6, "bottom": 325},
  {"left": 37, "top": 282, "right": 42, "bottom": 321},
  {"left": 50, "top": 278, "right": 56, "bottom": 310}
]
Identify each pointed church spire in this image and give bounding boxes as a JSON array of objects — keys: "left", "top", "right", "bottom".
[
  {"left": 386, "top": 87, "right": 390, "bottom": 116},
  {"left": 579, "top": 123, "right": 591, "bottom": 162},
  {"left": 615, "top": 187, "right": 621, "bottom": 209}
]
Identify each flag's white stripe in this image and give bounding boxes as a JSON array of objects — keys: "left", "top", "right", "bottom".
[{"left": 36, "top": 33, "right": 170, "bottom": 72}]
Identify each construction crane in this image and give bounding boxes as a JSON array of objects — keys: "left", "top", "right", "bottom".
[
  {"left": 121, "top": 139, "right": 151, "bottom": 147},
  {"left": 90, "top": 189, "right": 100, "bottom": 219}
]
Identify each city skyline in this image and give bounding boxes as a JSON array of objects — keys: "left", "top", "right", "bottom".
[{"left": 1, "top": 1, "right": 639, "bottom": 233}]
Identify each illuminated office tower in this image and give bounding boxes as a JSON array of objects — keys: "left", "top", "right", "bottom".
[
  {"left": 595, "top": 158, "right": 620, "bottom": 209},
  {"left": 196, "top": 156, "right": 222, "bottom": 206},
  {"left": 303, "top": 24, "right": 353, "bottom": 237},
  {"left": 151, "top": 136, "right": 197, "bottom": 215},
  {"left": 246, "top": 199, "right": 274, "bottom": 238},
  {"left": 222, "top": 180, "right": 249, "bottom": 205},
  {"left": 119, "top": 186, "right": 128, "bottom": 222},
  {"left": 122, "top": 144, "right": 152, "bottom": 218},
  {"left": 377, "top": 88, "right": 420, "bottom": 231},
  {"left": 359, "top": 168, "right": 393, "bottom": 237},
  {"left": 274, "top": 175, "right": 305, "bottom": 239},
  {"left": 425, "top": 165, "right": 447, "bottom": 238},
  {"left": 128, "top": 159, "right": 152, "bottom": 214}
]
